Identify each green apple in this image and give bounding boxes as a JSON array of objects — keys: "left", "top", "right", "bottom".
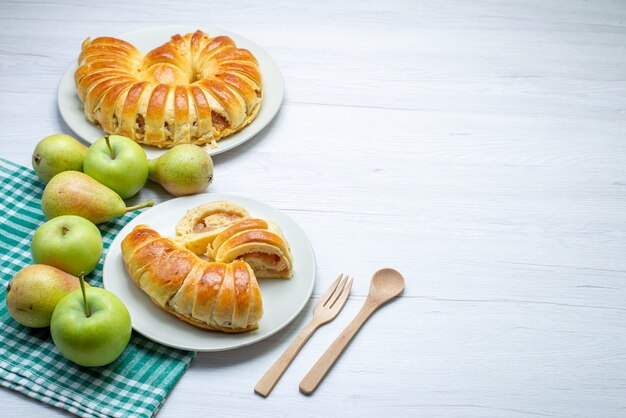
[
  {"left": 31, "top": 215, "right": 103, "bottom": 276},
  {"left": 51, "top": 273, "right": 132, "bottom": 367},
  {"left": 6, "top": 265, "right": 82, "bottom": 328},
  {"left": 32, "top": 134, "right": 88, "bottom": 183},
  {"left": 83, "top": 135, "right": 148, "bottom": 199}
]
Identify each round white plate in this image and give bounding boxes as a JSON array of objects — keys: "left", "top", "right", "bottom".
[
  {"left": 58, "top": 25, "right": 284, "bottom": 159},
  {"left": 102, "top": 194, "right": 315, "bottom": 352}
]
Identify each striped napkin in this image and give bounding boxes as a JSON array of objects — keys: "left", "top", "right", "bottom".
[{"left": 0, "top": 158, "right": 196, "bottom": 418}]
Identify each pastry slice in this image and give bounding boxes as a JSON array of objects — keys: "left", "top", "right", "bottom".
[
  {"left": 175, "top": 201, "right": 250, "bottom": 254},
  {"left": 208, "top": 218, "right": 293, "bottom": 279}
]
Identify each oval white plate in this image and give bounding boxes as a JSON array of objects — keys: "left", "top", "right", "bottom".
[
  {"left": 102, "top": 194, "right": 315, "bottom": 352},
  {"left": 58, "top": 25, "right": 284, "bottom": 159}
]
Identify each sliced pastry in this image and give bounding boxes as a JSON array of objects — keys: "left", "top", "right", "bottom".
[
  {"left": 175, "top": 201, "right": 250, "bottom": 255},
  {"left": 121, "top": 224, "right": 263, "bottom": 333},
  {"left": 208, "top": 218, "right": 293, "bottom": 279}
]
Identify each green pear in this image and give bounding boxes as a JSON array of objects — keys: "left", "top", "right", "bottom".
[
  {"left": 42, "top": 171, "right": 154, "bottom": 224},
  {"left": 148, "top": 145, "right": 213, "bottom": 196},
  {"left": 6, "top": 265, "right": 82, "bottom": 328},
  {"left": 32, "top": 134, "right": 88, "bottom": 183}
]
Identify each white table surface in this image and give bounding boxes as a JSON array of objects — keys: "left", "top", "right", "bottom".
[{"left": 2, "top": 0, "right": 626, "bottom": 416}]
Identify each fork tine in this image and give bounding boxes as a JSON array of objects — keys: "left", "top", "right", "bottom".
[
  {"left": 317, "top": 274, "right": 344, "bottom": 308},
  {"left": 322, "top": 275, "right": 347, "bottom": 307},
  {"left": 324, "top": 277, "right": 346, "bottom": 308},
  {"left": 329, "top": 277, "right": 353, "bottom": 310}
]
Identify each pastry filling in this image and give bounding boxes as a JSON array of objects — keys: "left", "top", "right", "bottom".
[
  {"left": 136, "top": 114, "right": 145, "bottom": 135},
  {"left": 192, "top": 212, "right": 245, "bottom": 233},
  {"left": 193, "top": 222, "right": 210, "bottom": 233},
  {"left": 244, "top": 252, "right": 281, "bottom": 265},
  {"left": 211, "top": 111, "right": 229, "bottom": 131},
  {"left": 240, "top": 252, "right": 289, "bottom": 276}
]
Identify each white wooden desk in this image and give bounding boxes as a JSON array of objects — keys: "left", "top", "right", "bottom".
[{"left": 2, "top": 0, "right": 626, "bottom": 416}]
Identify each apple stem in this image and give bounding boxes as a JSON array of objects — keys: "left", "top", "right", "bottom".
[
  {"left": 78, "top": 271, "right": 91, "bottom": 318},
  {"left": 104, "top": 135, "right": 115, "bottom": 160},
  {"left": 126, "top": 200, "right": 154, "bottom": 212},
  {"left": 61, "top": 226, "right": 69, "bottom": 236}
]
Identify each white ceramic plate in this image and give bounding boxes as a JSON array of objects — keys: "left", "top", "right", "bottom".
[
  {"left": 102, "top": 194, "right": 315, "bottom": 352},
  {"left": 58, "top": 25, "right": 284, "bottom": 159}
]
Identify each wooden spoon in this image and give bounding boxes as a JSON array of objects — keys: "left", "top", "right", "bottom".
[{"left": 299, "top": 268, "right": 405, "bottom": 395}]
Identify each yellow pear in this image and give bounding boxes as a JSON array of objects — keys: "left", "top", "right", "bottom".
[
  {"left": 6, "top": 265, "right": 82, "bottom": 328},
  {"left": 41, "top": 171, "right": 153, "bottom": 224}
]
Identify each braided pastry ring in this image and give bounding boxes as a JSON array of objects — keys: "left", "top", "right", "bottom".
[{"left": 75, "top": 30, "right": 262, "bottom": 148}]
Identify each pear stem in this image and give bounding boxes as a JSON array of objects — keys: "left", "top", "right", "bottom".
[
  {"left": 126, "top": 200, "right": 154, "bottom": 212},
  {"left": 104, "top": 135, "right": 115, "bottom": 160},
  {"left": 78, "top": 272, "right": 91, "bottom": 318}
]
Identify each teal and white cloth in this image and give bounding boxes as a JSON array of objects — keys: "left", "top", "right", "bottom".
[{"left": 0, "top": 158, "right": 196, "bottom": 418}]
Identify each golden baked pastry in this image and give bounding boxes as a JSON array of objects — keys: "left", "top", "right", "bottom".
[
  {"left": 75, "top": 30, "right": 263, "bottom": 148},
  {"left": 208, "top": 218, "right": 293, "bottom": 279},
  {"left": 121, "top": 224, "right": 263, "bottom": 333},
  {"left": 175, "top": 201, "right": 250, "bottom": 255},
  {"left": 175, "top": 201, "right": 293, "bottom": 279}
]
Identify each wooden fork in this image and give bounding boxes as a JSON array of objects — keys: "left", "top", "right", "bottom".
[{"left": 254, "top": 274, "right": 354, "bottom": 397}]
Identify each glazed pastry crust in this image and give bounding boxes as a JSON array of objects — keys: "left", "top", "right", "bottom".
[
  {"left": 121, "top": 224, "right": 262, "bottom": 333},
  {"left": 75, "top": 30, "right": 263, "bottom": 148}
]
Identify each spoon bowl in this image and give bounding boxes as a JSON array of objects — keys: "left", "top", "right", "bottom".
[{"left": 369, "top": 268, "right": 405, "bottom": 305}]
